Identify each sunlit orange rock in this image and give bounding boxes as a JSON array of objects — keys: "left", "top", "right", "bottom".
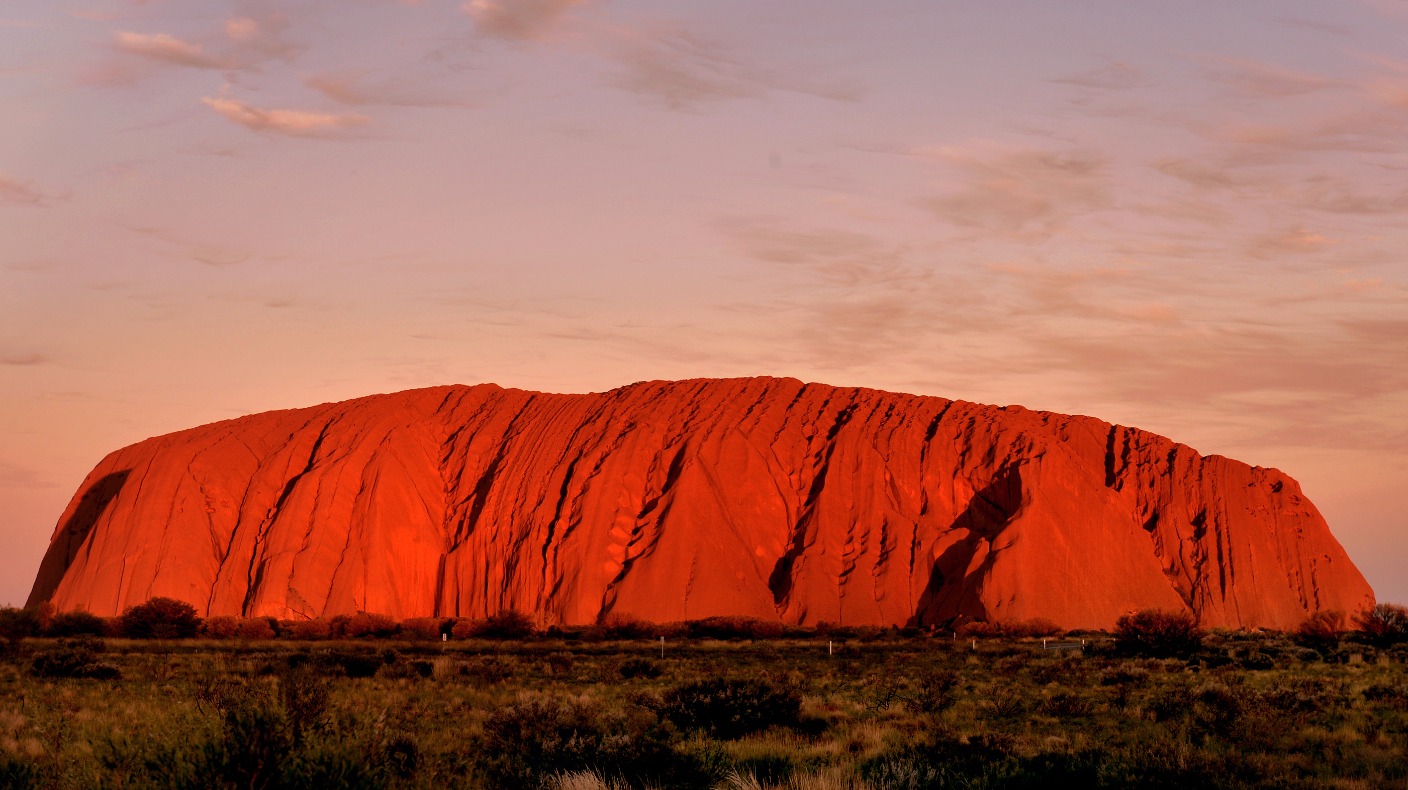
[{"left": 27, "top": 378, "right": 1374, "bottom": 629}]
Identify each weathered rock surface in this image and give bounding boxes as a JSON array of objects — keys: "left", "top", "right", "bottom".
[{"left": 28, "top": 378, "right": 1373, "bottom": 629}]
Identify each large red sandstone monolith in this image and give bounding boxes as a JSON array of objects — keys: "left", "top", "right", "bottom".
[{"left": 28, "top": 378, "right": 1373, "bottom": 629}]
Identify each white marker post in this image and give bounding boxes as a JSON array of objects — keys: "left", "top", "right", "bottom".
[
  {"left": 660, "top": 635, "right": 665, "bottom": 658},
  {"left": 828, "top": 640, "right": 833, "bottom": 656}
]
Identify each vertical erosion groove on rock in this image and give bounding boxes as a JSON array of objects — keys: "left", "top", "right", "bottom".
[{"left": 26, "top": 378, "right": 1374, "bottom": 629}]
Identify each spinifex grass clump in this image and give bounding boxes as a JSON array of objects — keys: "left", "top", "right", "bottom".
[
  {"left": 480, "top": 694, "right": 700, "bottom": 788},
  {"left": 660, "top": 677, "right": 802, "bottom": 739},
  {"left": 28, "top": 637, "right": 119, "bottom": 680}
]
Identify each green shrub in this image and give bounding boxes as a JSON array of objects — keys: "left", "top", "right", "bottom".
[
  {"left": 1354, "top": 603, "right": 1408, "bottom": 647},
  {"left": 958, "top": 618, "right": 1063, "bottom": 638},
  {"left": 0, "top": 606, "right": 46, "bottom": 645},
  {"left": 618, "top": 658, "right": 662, "bottom": 680},
  {"left": 684, "top": 616, "right": 784, "bottom": 640},
  {"left": 397, "top": 617, "right": 446, "bottom": 640},
  {"left": 661, "top": 677, "right": 801, "bottom": 739},
  {"left": 1294, "top": 610, "right": 1347, "bottom": 649},
  {"left": 201, "top": 616, "right": 277, "bottom": 640},
  {"left": 480, "top": 694, "right": 695, "bottom": 788},
  {"left": 201, "top": 616, "right": 242, "bottom": 639},
  {"left": 240, "top": 617, "right": 278, "bottom": 640},
  {"left": 546, "top": 652, "right": 575, "bottom": 675},
  {"left": 1114, "top": 609, "right": 1203, "bottom": 658},
  {"left": 0, "top": 752, "right": 38, "bottom": 788},
  {"left": 1040, "top": 689, "right": 1092, "bottom": 718},
  {"left": 118, "top": 597, "right": 201, "bottom": 639},
  {"left": 380, "top": 658, "right": 435, "bottom": 680},
  {"left": 907, "top": 669, "right": 959, "bottom": 714},
  {"left": 45, "top": 609, "right": 109, "bottom": 638},
  {"left": 469, "top": 655, "right": 514, "bottom": 684},
  {"left": 459, "top": 610, "right": 538, "bottom": 639},
  {"left": 318, "top": 648, "right": 387, "bottom": 679},
  {"left": 1189, "top": 683, "right": 1243, "bottom": 740},
  {"left": 982, "top": 688, "right": 1028, "bottom": 720},
  {"left": 585, "top": 614, "right": 657, "bottom": 641},
  {"left": 29, "top": 637, "right": 120, "bottom": 680},
  {"left": 104, "top": 666, "right": 397, "bottom": 789},
  {"left": 328, "top": 611, "right": 399, "bottom": 639},
  {"left": 282, "top": 618, "right": 332, "bottom": 640}
]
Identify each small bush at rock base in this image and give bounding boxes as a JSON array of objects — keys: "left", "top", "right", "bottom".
[
  {"left": 1355, "top": 603, "right": 1408, "bottom": 647},
  {"left": 117, "top": 597, "right": 201, "bottom": 639},
  {"left": 1114, "top": 609, "right": 1203, "bottom": 658},
  {"left": 44, "top": 609, "right": 109, "bottom": 638}
]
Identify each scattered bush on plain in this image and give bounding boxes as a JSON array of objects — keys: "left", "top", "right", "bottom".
[
  {"left": 0, "top": 606, "right": 47, "bottom": 647},
  {"left": 28, "top": 637, "right": 120, "bottom": 680},
  {"left": 660, "top": 677, "right": 801, "bottom": 739},
  {"left": 1354, "top": 603, "right": 1408, "bottom": 647},
  {"left": 957, "top": 618, "right": 1063, "bottom": 638},
  {"left": 397, "top": 617, "right": 447, "bottom": 641},
  {"left": 584, "top": 614, "right": 657, "bottom": 641},
  {"left": 1113, "top": 609, "right": 1203, "bottom": 658},
  {"left": 618, "top": 657, "right": 663, "bottom": 680},
  {"left": 480, "top": 694, "right": 699, "bottom": 788},
  {"left": 1295, "top": 610, "right": 1347, "bottom": 650},
  {"left": 455, "top": 610, "right": 538, "bottom": 640},
  {"left": 281, "top": 618, "right": 332, "bottom": 640},
  {"left": 684, "top": 616, "right": 785, "bottom": 641},
  {"left": 45, "top": 609, "right": 110, "bottom": 638},
  {"left": 117, "top": 597, "right": 201, "bottom": 639},
  {"left": 328, "top": 611, "right": 400, "bottom": 639}
]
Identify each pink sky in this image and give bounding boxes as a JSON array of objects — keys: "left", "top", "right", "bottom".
[{"left": 2, "top": 0, "right": 1406, "bottom": 608}]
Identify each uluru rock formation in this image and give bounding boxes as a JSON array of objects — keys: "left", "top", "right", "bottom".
[{"left": 28, "top": 378, "right": 1373, "bottom": 630}]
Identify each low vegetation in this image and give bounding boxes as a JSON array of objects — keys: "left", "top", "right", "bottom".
[{"left": 1, "top": 603, "right": 1406, "bottom": 788}]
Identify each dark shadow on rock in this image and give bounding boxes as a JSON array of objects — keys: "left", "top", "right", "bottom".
[
  {"left": 26, "top": 470, "right": 131, "bottom": 606},
  {"left": 910, "top": 464, "right": 1024, "bottom": 627}
]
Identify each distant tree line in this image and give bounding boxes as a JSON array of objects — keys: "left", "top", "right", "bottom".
[{"left": 3, "top": 598, "right": 1407, "bottom": 653}]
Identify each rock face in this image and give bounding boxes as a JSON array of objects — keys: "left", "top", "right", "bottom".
[{"left": 28, "top": 378, "right": 1373, "bottom": 629}]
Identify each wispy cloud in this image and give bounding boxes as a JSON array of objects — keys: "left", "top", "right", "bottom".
[
  {"left": 919, "top": 146, "right": 1109, "bottom": 238},
  {"left": 611, "top": 29, "right": 766, "bottom": 108},
  {"left": 306, "top": 71, "right": 474, "bottom": 108},
  {"left": 0, "top": 352, "right": 48, "bottom": 366},
  {"left": 716, "top": 217, "right": 912, "bottom": 286},
  {"left": 608, "top": 26, "right": 862, "bottom": 109},
  {"left": 0, "top": 461, "right": 57, "bottom": 489},
  {"left": 0, "top": 174, "right": 49, "bottom": 206},
  {"left": 220, "top": 13, "right": 300, "bottom": 63},
  {"left": 201, "top": 96, "right": 370, "bottom": 137},
  {"left": 1276, "top": 16, "right": 1351, "bottom": 35},
  {"left": 114, "top": 31, "right": 227, "bottom": 69},
  {"left": 122, "top": 223, "right": 257, "bottom": 266},
  {"left": 105, "top": 15, "right": 299, "bottom": 83},
  {"left": 1052, "top": 60, "right": 1149, "bottom": 91},
  {"left": 462, "top": 0, "right": 587, "bottom": 41},
  {"left": 1245, "top": 226, "right": 1337, "bottom": 258},
  {"left": 1200, "top": 56, "right": 1338, "bottom": 98}
]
